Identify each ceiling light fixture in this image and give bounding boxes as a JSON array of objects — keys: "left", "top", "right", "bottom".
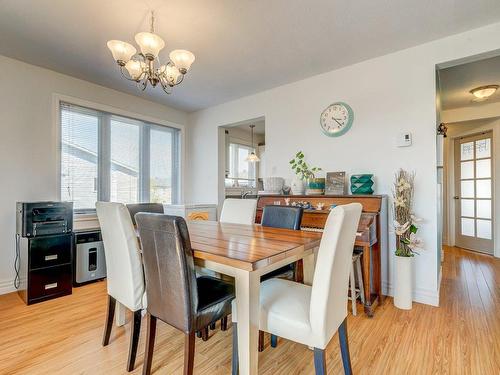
[
  {"left": 469, "top": 85, "right": 499, "bottom": 101},
  {"left": 245, "top": 125, "right": 260, "bottom": 163},
  {"left": 107, "top": 11, "right": 195, "bottom": 94}
]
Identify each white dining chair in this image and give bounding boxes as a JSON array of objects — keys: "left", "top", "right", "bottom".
[
  {"left": 219, "top": 198, "right": 257, "bottom": 225},
  {"left": 231, "top": 203, "right": 362, "bottom": 375},
  {"left": 96, "top": 202, "right": 146, "bottom": 372}
]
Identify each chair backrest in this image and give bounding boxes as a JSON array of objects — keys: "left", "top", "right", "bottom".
[
  {"left": 261, "top": 205, "right": 303, "bottom": 230},
  {"left": 219, "top": 198, "right": 257, "bottom": 225},
  {"left": 95, "top": 202, "right": 145, "bottom": 312},
  {"left": 309, "top": 203, "right": 362, "bottom": 347},
  {"left": 135, "top": 213, "right": 198, "bottom": 333},
  {"left": 126, "top": 203, "right": 164, "bottom": 226}
]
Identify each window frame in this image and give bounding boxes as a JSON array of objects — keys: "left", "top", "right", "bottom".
[
  {"left": 54, "top": 94, "right": 184, "bottom": 215},
  {"left": 225, "top": 140, "right": 257, "bottom": 188}
]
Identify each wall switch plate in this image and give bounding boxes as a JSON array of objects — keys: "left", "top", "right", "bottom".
[{"left": 397, "top": 132, "right": 412, "bottom": 147}]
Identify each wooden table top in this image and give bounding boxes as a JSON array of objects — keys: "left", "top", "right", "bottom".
[{"left": 187, "top": 220, "right": 322, "bottom": 271}]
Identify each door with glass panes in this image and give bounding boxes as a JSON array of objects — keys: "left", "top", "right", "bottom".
[{"left": 454, "top": 132, "right": 494, "bottom": 254}]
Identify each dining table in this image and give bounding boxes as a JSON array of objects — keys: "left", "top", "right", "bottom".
[{"left": 118, "top": 219, "right": 323, "bottom": 375}]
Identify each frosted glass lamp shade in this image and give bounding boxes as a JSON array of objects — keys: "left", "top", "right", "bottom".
[
  {"left": 160, "top": 64, "right": 182, "bottom": 85},
  {"left": 470, "top": 85, "right": 499, "bottom": 99},
  {"left": 135, "top": 32, "right": 165, "bottom": 59},
  {"left": 169, "top": 50, "right": 195, "bottom": 73},
  {"left": 107, "top": 40, "right": 137, "bottom": 64},
  {"left": 125, "top": 60, "right": 145, "bottom": 80}
]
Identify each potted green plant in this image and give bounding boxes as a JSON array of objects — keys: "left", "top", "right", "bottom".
[
  {"left": 289, "top": 151, "right": 323, "bottom": 195},
  {"left": 393, "top": 169, "right": 423, "bottom": 310}
]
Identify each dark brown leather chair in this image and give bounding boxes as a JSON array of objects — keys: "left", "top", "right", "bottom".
[
  {"left": 136, "top": 213, "right": 235, "bottom": 375},
  {"left": 126, "top": 203, "right": 164, "bottom": 226}
]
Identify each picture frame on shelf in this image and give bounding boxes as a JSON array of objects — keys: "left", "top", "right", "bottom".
[{"left": 325, "top": 171, "right": 347, "bottom": 195}]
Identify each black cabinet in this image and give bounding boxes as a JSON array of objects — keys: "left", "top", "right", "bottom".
[{"left": 18, "top": 234, "right": 73, "bottom": 305}]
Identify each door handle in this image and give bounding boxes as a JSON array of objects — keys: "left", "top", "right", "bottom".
[{"left": 453, "top": 196, "right": 459, "bottom": 200}]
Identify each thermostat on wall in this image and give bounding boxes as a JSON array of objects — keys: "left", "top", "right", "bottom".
[{"left": 397, "top": 132, "right": 412, "bottom": 147}]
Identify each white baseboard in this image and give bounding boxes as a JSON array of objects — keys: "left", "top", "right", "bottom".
[
  {"left": 0, "top": 279, "right": 17, "bottom": 295},
  {"left": 383, "top": 281, "right": 440, "bottom": 307}
]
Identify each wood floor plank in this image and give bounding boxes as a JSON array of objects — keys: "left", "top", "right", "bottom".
[{"left": 0, "top": 246, "right": 499, "bottom": 374}]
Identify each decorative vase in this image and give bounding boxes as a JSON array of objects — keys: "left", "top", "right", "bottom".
[
  {"left": 291, "top": 177, "right": 305, "bottom": 195},
  {"left": 350, "top": 174, "right": 374, "bottom": 195},
  {"left": 306, "top": 177, "right": 325, "bottom": 195},
  {"left": 394, "top": 255, "right": 413, "bottom": 310}
]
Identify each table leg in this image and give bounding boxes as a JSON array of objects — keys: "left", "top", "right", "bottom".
[
  {"left": 115, "top": 301, "right": 127, "bottom": 326},
  {"left": 302, "top": 251, "right": 316, "bottom": 286},
  {"left": 234, "top": 270, "right": 260, "bottom": 375}
]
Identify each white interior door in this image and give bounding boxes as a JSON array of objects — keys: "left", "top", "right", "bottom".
[{"left": 454, "top": 132, "right": 494, "bottom": 254}]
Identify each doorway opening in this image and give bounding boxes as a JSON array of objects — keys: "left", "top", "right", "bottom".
[
  {"left": 217, "top": 117, "right": 266, "bottom": 208},
  {"left": 437, "top": 52, "right": 500, "bottom": 257}
]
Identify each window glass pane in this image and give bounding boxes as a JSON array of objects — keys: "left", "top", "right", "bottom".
[
  {"left": 110, "top": 119, "right": 140, "bottom": 204},
  {"left": 461, "top": 180, "right": 474, "bottom": 198},
  {"left": 60, "top": 108, "right": 99, "bottom": 209},
  {"left": 238, "top": 147, "right": 250, "bottom": 179},
  {"left": 476, "top": 219, "right": 492, "bottom": 240},
  {"left": 460, "top": 161, "right": 474, "bottom": 179},
  {"left": 460, "top": 199, "right": 474, "bottom": 217},
  {"left": 476, "top": 179, "right": 491, "bottom": 199},
  {"left": 475, "top": 138, "right": 491, "bottom": 159},
  {"left": 475, "top": 158, "right": 491, "bottom": 178},
  {"left": 461, "top": 218, "right": 475, "bottom": 237},
  {"left": 150, "top": 128, "right": 173, "bottom": 204},
  {"left": 476, "top": 200, "right": 492, "bottom": 219},
  {"left": 460, "top": 142, "right": 474, "bottom": 161}
]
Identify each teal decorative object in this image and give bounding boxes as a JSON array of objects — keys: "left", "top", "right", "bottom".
[{"left": 350, "top": 174, "right": 374, "bottom": 195}]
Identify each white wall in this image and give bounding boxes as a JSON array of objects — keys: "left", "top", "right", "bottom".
[
  {"left": 186, "top": 22, "right": 500, "bottom": 307},
  {"left": 0, "top": 55, "right": 187, "bottom": 294}
]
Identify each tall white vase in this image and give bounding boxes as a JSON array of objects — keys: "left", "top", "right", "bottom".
[
  {"left": 291, "top": 177, "right": 305, "bottom": 195},
  {"left": 394, "top": 255, "right": 413, "bottom": 310}
]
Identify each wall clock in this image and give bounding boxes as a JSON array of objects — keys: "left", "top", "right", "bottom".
[{"left": 320, "top": 102, "right": 354, "bottom": 137}]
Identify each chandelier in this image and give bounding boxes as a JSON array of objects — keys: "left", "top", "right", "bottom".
[{"left": 107, "top": 11, "right": 195, "bottom": 94}]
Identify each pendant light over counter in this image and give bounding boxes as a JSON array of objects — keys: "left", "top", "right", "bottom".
[{"left": 245, "top": 125, "right": 260, "bottom": 163}]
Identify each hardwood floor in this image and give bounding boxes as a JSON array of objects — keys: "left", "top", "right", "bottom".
[{"left": 0, "top": 246, "right": 499, "bottom": 374}]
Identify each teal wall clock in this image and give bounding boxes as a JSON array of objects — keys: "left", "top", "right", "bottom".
[{"left": 320, "top": 102, "right": 354, "bottom": 137}]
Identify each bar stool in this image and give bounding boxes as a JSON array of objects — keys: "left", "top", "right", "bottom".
[{"left": 349, "top": 248, "right": 365, "bottom": 316}]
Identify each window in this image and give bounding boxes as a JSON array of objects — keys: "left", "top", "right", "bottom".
[
  {"left": 225, "top": 142, "right": 256, "bottom": 187},
  {"left": 60, "top": 102, "right": 181, "bottom": 212}
]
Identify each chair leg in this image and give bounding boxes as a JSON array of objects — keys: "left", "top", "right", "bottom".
[
  {"left": 270, "top": 334, "right": 278, "bottom": 348},
  {"left": 232, "top": 322, "right": 239, "bottom": 375},
  {"left": 184, "top": 332, "right": 195, "bottom": 375},
  {"left": 142, "top": 313, "right": 157, "bottom": 375},
  {"left": 349, "top": 261, "right": 357, "bottom": 316},
  {"left": 355, "top": 256, "right": 365, "bottom": 304},
  {"left": 127, "top": 310, "right": 142, "bottom": 372},
  {"left": 209, "top": 322, "right": 216, "bottom": 330},
  {"left": 258, "top": 331, "right": 264, "bottom": 352},
  {"left": 338, "top": 318, "right": 353, "bottom": 375},
  {"left": 221, "top": 316, "right": 228, "bottom": 331},
  {"left": 313, "top": 348, "right": 326, "bottom": 375},
  {"left": 201, "top": 327, "right": 209, "bottom": 341},
  {"left": 102, "top": 295, "right": 116, "bottom": 346}
]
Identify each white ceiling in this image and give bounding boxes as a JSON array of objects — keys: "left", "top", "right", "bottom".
[
  {"left": 439, "top": 54, "right": 500, "bottom": 110},
  {"left": 1, "top": 0, "right": 500, "bottom": 112}
]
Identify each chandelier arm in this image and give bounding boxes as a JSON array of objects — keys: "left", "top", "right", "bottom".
[
  {"left": 137, "top": 76, "right": 148, "bottom": 91},
  {"left": 174, "top": 73, "right": 185, "bottom": 86},
  {"left": 159, "top": 78, "right": 173, "bottom": 94}
]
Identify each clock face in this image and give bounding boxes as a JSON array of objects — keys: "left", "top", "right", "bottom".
[{"left": 320, "top": 102, "right": 354, "bottom": 137}]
